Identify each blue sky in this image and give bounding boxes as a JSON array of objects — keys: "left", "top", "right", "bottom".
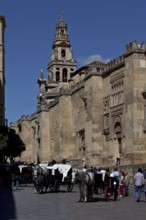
[{"left": 1, "top": 0, "right": 146, "bottom": 125}]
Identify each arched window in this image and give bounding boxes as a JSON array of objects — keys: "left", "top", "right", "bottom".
[
  {"left": 56, "top": 71, "right": 60, "bottom": 82},
  {"left": 61, "top": 29, "right": 64, "bottom": 34},
  {"left": 61, "top": 49, "right": 66, "bottom": 58},
  {"left": 63, "top": 68, "right": 68, "bottom": 82}
]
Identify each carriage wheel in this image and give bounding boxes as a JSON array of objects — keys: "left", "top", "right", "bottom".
[
  {"left": 95, "top": 186, "right": 104, "bottom": 195},
  {"left": 49, "top": 180, "right": 60, "bottom": 192},
  {"left": 49, "top": 177, "right": 56, "bottom": 191},
  {"left": 54, "top": 180, "right": 60, "bottom": 192},
  {"left": 67, "top": 183, "right": 74, "bottom": 192},
  {"left": 49, "top": 183, "right": 56, "bottom": 192}
]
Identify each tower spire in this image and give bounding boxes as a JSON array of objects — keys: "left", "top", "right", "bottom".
[
  {"left": 37, "top": 67, "right": 46, "bottom": 94},
  {"left": 47, "top": 16, "right": 77, "bottom": 84}
]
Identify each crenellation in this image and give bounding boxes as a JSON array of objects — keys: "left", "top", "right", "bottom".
[
  {"left": 104, "top": 55, "right": 124, "bottom": 73},
  {"left": 10, "top": 122, "right": 16, "bottom": 127},
  {"left": 140, "top": 41, "right": 146, "bottom": 50},
  {"left": 125, "top": 40, "right": 146, "bottom": 54},
  {"left": 31, "top": 112, "right": 37, "bottom": 120},
  {"left": 21, "top": 115, "right": 31, "bottom": 121}
]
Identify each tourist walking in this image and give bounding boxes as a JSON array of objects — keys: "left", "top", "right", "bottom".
[
  {"left": 134, "top": 168, "right": 144, "bottom": 202},
  {"left": 119, "top": 171, "right": 125, "bottom": 197},
  {"left": 124, "top": 172, "right": 130, "bottom": 196},
  {"left": 11, "top": 165, "right": 21, "bottom": 190}
]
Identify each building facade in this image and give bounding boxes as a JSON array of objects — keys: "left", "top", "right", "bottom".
[
  {"left": 0, "top": 15, "right": 6, "bottom": 127},
  {"left": 10, "top": 17, "right": 146, "bottom": 168}
]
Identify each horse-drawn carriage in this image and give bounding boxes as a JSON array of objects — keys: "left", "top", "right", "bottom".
[
  {"left": 75, "top": 169, "right": 119, "bottom": 202},
  {"left": 47, "top": 164, "right": 74, "bottom": 192},
  {"left": 18, "top": 165, "right": 33, "bottom": 185},
  {"left": 94, "top": 171, "right": 119, "bottom": 201},
  {"left": 94, "top": 172, "right": 112, "bottom": 201},
  {"left": 34, "top": 163, "right": 74, "bottom": 194}
]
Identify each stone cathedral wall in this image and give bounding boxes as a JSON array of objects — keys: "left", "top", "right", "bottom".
[{"left": 11, "top": 41, "right": 146, "bottom": 169}]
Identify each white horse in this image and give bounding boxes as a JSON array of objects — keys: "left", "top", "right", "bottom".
[
  {"left": 75, "top": 170, "right": 95, "bottom": 202},
  {"left": 32, "top": 164, "right": 50, "bottom": 193},
  {"left": 71, "top": 169, "right": 77, "bottom": 184}
]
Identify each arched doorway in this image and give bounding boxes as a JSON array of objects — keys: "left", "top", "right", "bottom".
[{"left": 113, "top": 120, "right": 122, "bottom": 165}]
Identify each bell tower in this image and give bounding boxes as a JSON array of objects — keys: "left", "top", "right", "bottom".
[
  {"left": 47, "top": 15, "right": 77, "bottom": 84},
  {"left": 0, "top": 14, "right": 6, "bottom": 127}
]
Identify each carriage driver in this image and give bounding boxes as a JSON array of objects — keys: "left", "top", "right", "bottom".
[{"left": 83, "top": 165, "right": 87, "bottom": 172}]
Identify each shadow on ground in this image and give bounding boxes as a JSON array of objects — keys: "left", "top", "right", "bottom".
[{"left": 0, "top": 187, "right": 16, "bottom": 220}]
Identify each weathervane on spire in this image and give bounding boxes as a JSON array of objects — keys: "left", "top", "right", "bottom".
[
  {"left": 40, "top": 66, "right": 43, "bottom": 73},
  {"left": 59, "top": 11, "right": 64, "bottom": 21}
]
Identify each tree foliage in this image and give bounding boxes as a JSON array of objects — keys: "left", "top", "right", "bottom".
[{"left": 0, "top": 126, "right": 26, "bottom": 162}]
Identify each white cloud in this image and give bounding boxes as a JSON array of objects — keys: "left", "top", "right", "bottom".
[{"left": 77, "top": 54, "right": 110, "bottom": 67}]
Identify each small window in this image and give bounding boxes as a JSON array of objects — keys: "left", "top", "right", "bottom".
[
  {"left": 61, "top": 29, "right": 64, "bottom": 34},
  {"left": 61, "top": 49, "right": 66, "bottom": 58},
  {"left": 63, "top": 68, "right": 68, "bottom": 82}
]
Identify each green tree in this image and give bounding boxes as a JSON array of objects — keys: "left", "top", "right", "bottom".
[{"left": 0, "top": 126, "right": 26, "bottom": 163}]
